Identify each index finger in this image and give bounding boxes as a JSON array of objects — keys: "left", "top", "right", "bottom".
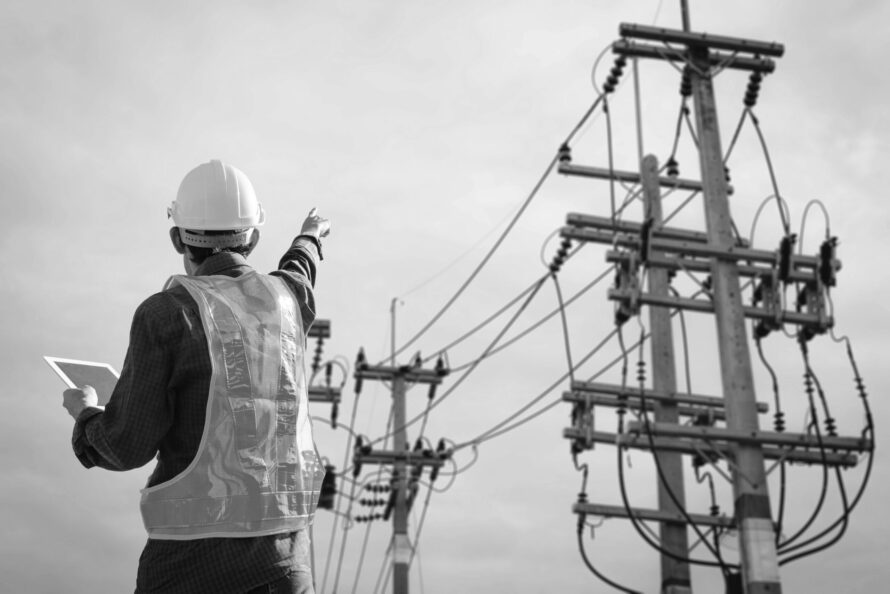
[{"left": 308, "top": 207, "right": 318, "bottom": 217}]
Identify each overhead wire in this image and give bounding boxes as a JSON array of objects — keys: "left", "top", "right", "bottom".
[
  {"left": 604, "top": 95, "right": 619, "bottom": 228},
  {"left": 454, "top": 252, "right": 611, "bottom": 450},
  {"left": 387, "top": 92, "right": 610, "bottom": 363},
  {"left": 661, "top": 189, "right": 700, "bottom": 225},
  {"left": 424, "top": 237, "right": 588, "bottom": 365},
  {"left": 774, "top": 342, "right": 831, "bottom": 554},
  {"left": 371, "top": 540, "right": 393, "bottom": 594},
  {"left": 551, "top": 271, "right": 575, "bottom": 384},
  {"left": 667, "top": 99, "right": 689, "bottom": 162},
  {"left": 368, "top": 274, "right": 550, "bottom": 448},
  {"left": 722, "top": 107, "right": 748, "bottom": 164},
  {"left": 436, "top": 443, "right": 479, "bottom": 483},
  {"left": 778, "top": 467, "right": 851, "bottom": 566},
  {"left": 748, "top": 110, "right": 790, "bottom": 234},
  {"left": 779, "top": 335, "right": 875, "bottom": 564},
  {"left": 539, "top": 229, "right": 563, "bottom": 268},
  {"left": 408, "top": 482, "right": 436, "bottom": 569},
  {"left": 311, "top": 416, "right": 359, "bottom": 439},
  {"left": 415, "top": 546, "right": 426, "bottom": 594},
  {"left": 577, "top": 523, "right": 642, "bottom": 594},
  {"left": 624, "top": 323, "right": 736, "bottom": 575},
  {"left": 456, "top": 284, "right": 710, "bottom": 452},
  {"left": 349, "top": 516, "right": 379, "bottom": 594},
  {"left": 370, "top": 248, "right": 605, "bottom": 450},
  {"left": 682, "top": 102, "right": 700, "bottom": 149},
  {"left": 753, "top": 335, "right": 788, "bottom": 545},
  {"left": 336, "top": 412, "right": 394, "bottom": 593},
  {"left": 384, "top": 153, "right": 559, "bottom": 363},
  {"left": 328, "top": 475, "right": 360, "bottom": 594},
  {"left": 693, "top": 464, "right": 725, "bottom": 559},
  {"left": 777, "top": 339, "right": 851, "bottom": 558},
  {"left": 453, "top": 327, "right": 621, "bottom": 451},
  {"left": 347, "top": 469, "right": 399, "bottom": 594},
  {"left": 397, "top": 204, "right": 535, "bottom": 302},
  {"left": 798, "top": 199, "right": 831, "bottom": 254},
  {"left": 448, "top": 265, "right": 611, "bottom": 372},
  {"left": 573, "top": 456, "right": 641, "bottom": 593},
  {"left": 632, "top": 56, "right": 645, "bottom": 168},
  {"left": 613, "top": 327, "right": 738, "bottom": 574},
  {"left": 319, "top": 381, "right": 364, "bottom": 594},
  {"left": 748, "top": 194, "right": 791, "bottom": 246},
  {"left": 422, "top": 273, "right": 549, "bottom": 364}
]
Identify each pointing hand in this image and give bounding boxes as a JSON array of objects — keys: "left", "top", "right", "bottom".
[{"left": 301, "top": 207, "right": 331, "bottom": 239}]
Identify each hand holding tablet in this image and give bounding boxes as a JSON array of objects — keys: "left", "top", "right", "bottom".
[{"left": 45, "top": 357, "right": 119, "bottom": 417}]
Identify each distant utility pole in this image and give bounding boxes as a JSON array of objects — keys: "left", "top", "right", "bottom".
[
  {"left": 352, "top": 352, "right": 450, "bottom": 594},
  {"left": 391, "top": 373, "right": 410, "bottom": 594}
]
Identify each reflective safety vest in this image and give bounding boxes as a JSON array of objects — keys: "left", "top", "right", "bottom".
[{"left": 140, "top": 271, "right": 325, "bottom": 540}]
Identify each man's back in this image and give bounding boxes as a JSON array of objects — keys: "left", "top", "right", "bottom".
[{"left": 73, "top": 245, "right": 322, "bottom": 593}]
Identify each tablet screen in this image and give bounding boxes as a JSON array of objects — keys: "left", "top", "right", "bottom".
[{"left": 44, "top": 356, "right": 119, "bottom": 406}]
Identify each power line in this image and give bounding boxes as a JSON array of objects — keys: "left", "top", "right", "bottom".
[
  {"left": 387, "top": 95, "right": 609, "bottom": 363},
  {"left": 748, "top": 110, "right": 790, "bottom": 234},
  {"left": 421, "top": 273, "right": 548, "bottom": 364},
  {"left": 551, "top": 271, "right": 575, "bottom": 383},
  {"left": 621, "top": 324, "right": 735, "bottom": 574},
  {"left": 449, "top": 265, "right": 613, "bottom": 373},
  {"left": 368, "top": 274, "right": 549, "bottom": 447},
  {"left": 778, "top": 336, "right": 875, "bottom": 564},
  {"left": 454, "top": 327, "right": 620, "bottom": 451},
  {"left": 320, "top": 385, "right": 363, "bottom": 594},
  {"left": 577, "top": 518, "right": 642, "bottom": 594},
  {"left": 349, "top": 517, "right": 379, "bottom": 594}
]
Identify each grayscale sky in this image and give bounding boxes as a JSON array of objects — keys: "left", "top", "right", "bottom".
[{"left": 3, "top": 1, "right": 888, "bottom": 592}]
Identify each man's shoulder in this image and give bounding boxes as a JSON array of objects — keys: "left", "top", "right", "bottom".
[{"left": 135, "top": 284, "right": 195, "bottom": 321}]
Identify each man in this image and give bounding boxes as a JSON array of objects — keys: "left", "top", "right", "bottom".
[{"left": 62, "top": 159, "right": 331, "bottom": 593}]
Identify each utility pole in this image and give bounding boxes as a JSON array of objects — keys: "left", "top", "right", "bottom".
[
  {"left": 641, "top": 155, "right": 691, "bottom": 594},
  {"left": 687, "top": 43, "right": 782, "bottom": 594},
  {"left": 391, "top": 373, "right": 410, "bottom": 594},
  {"left": 352, "top": 352, "right": 450, "bottom": 594},
  {"left": 557, "top": 13, "right": 871, "bottom": 593}
]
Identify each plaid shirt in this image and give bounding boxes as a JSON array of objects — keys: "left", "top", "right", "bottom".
[{"left": 72, "top": 237, "right": 321, "bottom": 593}]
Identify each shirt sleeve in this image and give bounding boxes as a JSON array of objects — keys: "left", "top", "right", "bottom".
[
  {"left": 72, "top": 294, "right": 176, "bottom": 471},
  {"left": 271, "top": 236, "right": 320, "bottom": 333}
]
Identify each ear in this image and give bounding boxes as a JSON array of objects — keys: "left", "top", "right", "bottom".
[
  {"left": 169, "top": 227, "right": 186, "bottom": 254},
  {"left": 244, "top": 228, "right": 261, "bottom": 257}
]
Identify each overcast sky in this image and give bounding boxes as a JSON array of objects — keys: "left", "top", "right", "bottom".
[{"left": 3, "top": 1, "right": 889, "bottom": 592}]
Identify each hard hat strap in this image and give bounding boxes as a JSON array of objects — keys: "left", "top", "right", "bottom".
[{"left": 179, "top": 228, "right": 254, "bottom": 249}]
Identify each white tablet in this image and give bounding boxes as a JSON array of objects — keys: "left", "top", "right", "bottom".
[{"left": 44, "top": 356, "right": 119, "bottom": 406}]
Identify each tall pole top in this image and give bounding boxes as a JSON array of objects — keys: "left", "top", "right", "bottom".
[{"left": 680, "top": 0, "right": 691, "bottom": 32}]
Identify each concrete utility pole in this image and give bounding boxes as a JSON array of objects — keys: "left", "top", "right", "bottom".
[
  {"left": 641, "top": 155, "right": 692, "bottom": 594},
  {"left": 352, "top": 352, "right": 449, "bottom": 594},
  {"left": 688, "top": 48, "right": 782, "bottom": 593},
  {"left": 389, "top": 299, "right": 410, "bottom": 594},
  {"left": 391, "top": 374, "right": 410, "bottom": 594},
  {"left": 560, "top": 11, "right": 870, "bottom": 592}
]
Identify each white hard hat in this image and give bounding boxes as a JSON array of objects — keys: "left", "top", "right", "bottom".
[{"left": 168, "top": 160, "right": 266, "bottom": 233}]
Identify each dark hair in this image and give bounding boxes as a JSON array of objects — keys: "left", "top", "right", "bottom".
[{"left": 183, "top": 229, "right": 254, "bottom": 265}]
